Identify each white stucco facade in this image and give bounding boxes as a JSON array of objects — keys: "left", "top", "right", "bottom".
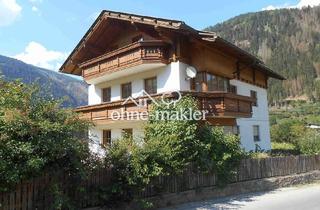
[
  {"left": 88, "top": 61, "right": 190, "bottom": 105},
  {"left": 87, "top": 61, "right": 271, "bottom": 154},
  {"left": 230, "top": 80, "right": 271, "bottom": 151}
]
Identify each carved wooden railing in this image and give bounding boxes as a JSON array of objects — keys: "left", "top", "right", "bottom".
[
  {"left": 76, "top": 91, "right": 255, "bottom": 123},
  {"left": 80, "top": 40, "right": 169, "bottom": 80},
  {"left": 191, "top": 92, "right": 255, "bottom": 118}
]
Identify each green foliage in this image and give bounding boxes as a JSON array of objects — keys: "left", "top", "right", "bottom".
[
  {"left": 295, "top": 129, "right": 320, "bottom": 155},
  {"left": 270, "top": 119, "right": 305, "bottom": 143},
  {"left": 270, "top": 102, "right": 320, "bottom": 155},
  {"left": 0, "top": 79, "right": 95, "bottom": 197},
  {"left": 272, "top": 142, "right": 297, "bottom": 150},
  {"left": 271, "top": 142, "right": 300, "bottom": 156},
  {"left": 197, "top": 126, "right": 245, "bottom": 184},
  {"left": 249, "top": 152, "right": 270, "bottom": 159},
  {"left": 50, "top": 183, "right": 74, "bottom": 210},
  {"left": 104, "top": 138, "right": 164, "bottom": 206},
  {"left": 103, "top": 96, "right": 245, "bottom": 206},
  {"left": 145, "top": 96, "right": 201, "bottom": 171}
]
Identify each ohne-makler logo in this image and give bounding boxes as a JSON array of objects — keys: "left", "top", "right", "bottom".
[
  {"left": 110, "top": 90, "right": 208, "bottom": 121},
  {"left": 121, "top": 89, "right": 182, "bottom": 108}
]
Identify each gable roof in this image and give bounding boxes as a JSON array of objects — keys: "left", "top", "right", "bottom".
[{"left": 59, "top": 10, "right": 285, "bottom": 80}]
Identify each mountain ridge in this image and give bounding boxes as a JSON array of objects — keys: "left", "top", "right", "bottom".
[
  {"left": 206, "top": 6, "right": 320, "bottom": 103},
  {"left": 0, "top": 55, "right": 88, "bottom": 107}
]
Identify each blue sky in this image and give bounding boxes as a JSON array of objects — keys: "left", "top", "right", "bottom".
[{"left": 0, "top": 0, "right": 319, "bottom": 70}]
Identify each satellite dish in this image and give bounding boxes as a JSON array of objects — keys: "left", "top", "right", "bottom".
[{"left": 185, "top": 66, "right": 197, "bottom": 79}]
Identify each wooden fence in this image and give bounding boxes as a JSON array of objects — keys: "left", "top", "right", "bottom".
[
  {"left": 0, "top": 169, "right": 112, "bottom": 210},
  {"left": 1, "top": 155, "right": 320, "bottom": 210}
]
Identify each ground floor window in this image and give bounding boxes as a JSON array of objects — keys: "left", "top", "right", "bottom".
[
  {"left": 102, "top": 130, "right": 111, "bottom": 146},
  {"left": 251, "top": 90, "right": 258, "bottom": 106},
  {"left": 216, "top": 126, "right": 240, "bottom": 135},
  {"left": 253, "top": 125, "right": 260, "bottom": 142}
]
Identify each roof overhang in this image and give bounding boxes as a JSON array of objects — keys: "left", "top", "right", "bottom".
[
  {"left": 59, "top": 10, "right": 195, "bottom": 75},
  {"left": 59, "top": 10, "right": 285, "bottom": 81}
]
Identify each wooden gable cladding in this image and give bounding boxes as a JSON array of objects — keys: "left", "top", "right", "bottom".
[
  {"left": 255, "top": 70, "right": 268, "bottom": 88},
  {"left": 178, "top": 38, "right": 268, "bottom": 88},
  {"left": 61, "top": 17, "right": 169, "bottom": 75},
  {"left": 186, "top": 42, "right": 237, "bottom": 79},
  {"left": 82, "top": 19, "right": 162, "bottom": 60},
  {"left": 235, "top": 62, "right": 268, "bottom": 88}
]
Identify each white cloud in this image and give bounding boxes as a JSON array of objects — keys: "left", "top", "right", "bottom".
[
  {"left": 13, "top": 41, "right": 68, "bottom": 70},
  {"left": 31, "top": 6, "right": 38, "bottom": 12},
  {"left": 29, "top": 0, "right": 42, "bottom": 14},
  {"left": 31, "top": 5, "right": 41, "bottom": 15},
  {"left": 296, "top": 0, "right": 320, "bottom": 7},
  {"left": 262, "top": 0, "right": 320, "bottom": 11},
  {"left": 262, "top": 5, "right": 278, "bottom": 11},
  {"left": 262, "top": 3, "right": 290, "bottom": 10},
  {"left": 29, "top": 0, "right": 42, "bottom": 3},
  {"left": 0, "top": 0, "right": 22, "bottom": 26}
]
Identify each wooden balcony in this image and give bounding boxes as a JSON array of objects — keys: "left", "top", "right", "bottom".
[
  {"left": 80, "top": 40, "right": 169, "bottom": 82},
  {"left": 192, "top": 92, "right": 255, "bottom": 118},
  {"left": 76, "top": 91, "right": 255, "bottom": 124}
]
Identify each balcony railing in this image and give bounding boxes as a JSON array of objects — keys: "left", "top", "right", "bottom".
[
  {"left": 191, "top": 92, "right": 255, "bottom": 118},
  {"left": 80, "top": 40, "right": 169, "bottom": 80},
  {"left": 76, "top": 91, "right": 255, "bottom": 123}
]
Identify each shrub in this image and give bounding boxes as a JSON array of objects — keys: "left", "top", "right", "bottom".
[
  {"left": 250, "top": 152, "right": 270, "bottom": 159},
  {"left": 272, "top": 142, "right": 297, "bottom": 150},
  {"left": 0, "top": 79, "right": 96, "bottom": 208},
  {"left": 104, "top": 137, "right": 166, "bottom": 206},
  {"left": 271, "top": 142, "right": 300, "bottom": 156},
  {"left": 295, "top": 129, "right": 320, "bottom": 155},
  {"left": 197, "top": 126, "right": 245, "bottom": 184},
  {"left": 270, "top": 119, "right": 305, "bottom": 143},
  {"left": 144, "top": 96, "right": 201, "bottom": 172},
  {"left": 103, "top": 95, "right": 245, "bottom": 206}
]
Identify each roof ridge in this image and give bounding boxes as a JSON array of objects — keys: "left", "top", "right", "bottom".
[{"left": 102, "top": 10, "right": 186, "bottom": 25}]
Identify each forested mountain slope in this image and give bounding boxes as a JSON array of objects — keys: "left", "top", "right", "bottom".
[
  {"left": 0, "top": 55, "right": 87, "bottom": 107},
  {"left": 206, "top": 6, "right": 320, "bottom": 103}
]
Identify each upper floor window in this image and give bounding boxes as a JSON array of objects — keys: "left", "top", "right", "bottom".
[
  {"left": 253, "top": 125, "right": 260, "bottom": 142},
  {"left": 194, "top": 73, "right": 204, "bottom": 92},
  {"left": 251, "top": 90, "right": 258, "bottom": 106},
  {"left": 230, "top": 85, "right": 237, "bottom": 94},
  {"left": 102, "top": 130, "right": 111, "bottom": 147},
  {"left": 144, "top": 77, "right": 157, "bottom": 94},
  {"left": 193, "top": 72, "right": 230, "bottom": 92},
  {"left": 207, "top": 74, "right": 229, "bottom": 92},
  {"left": 102, "top": 87, "right": 111, "bottom": 102},
  {"left": 121, "top": 82, "right": 132, "bottom": 99}
]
